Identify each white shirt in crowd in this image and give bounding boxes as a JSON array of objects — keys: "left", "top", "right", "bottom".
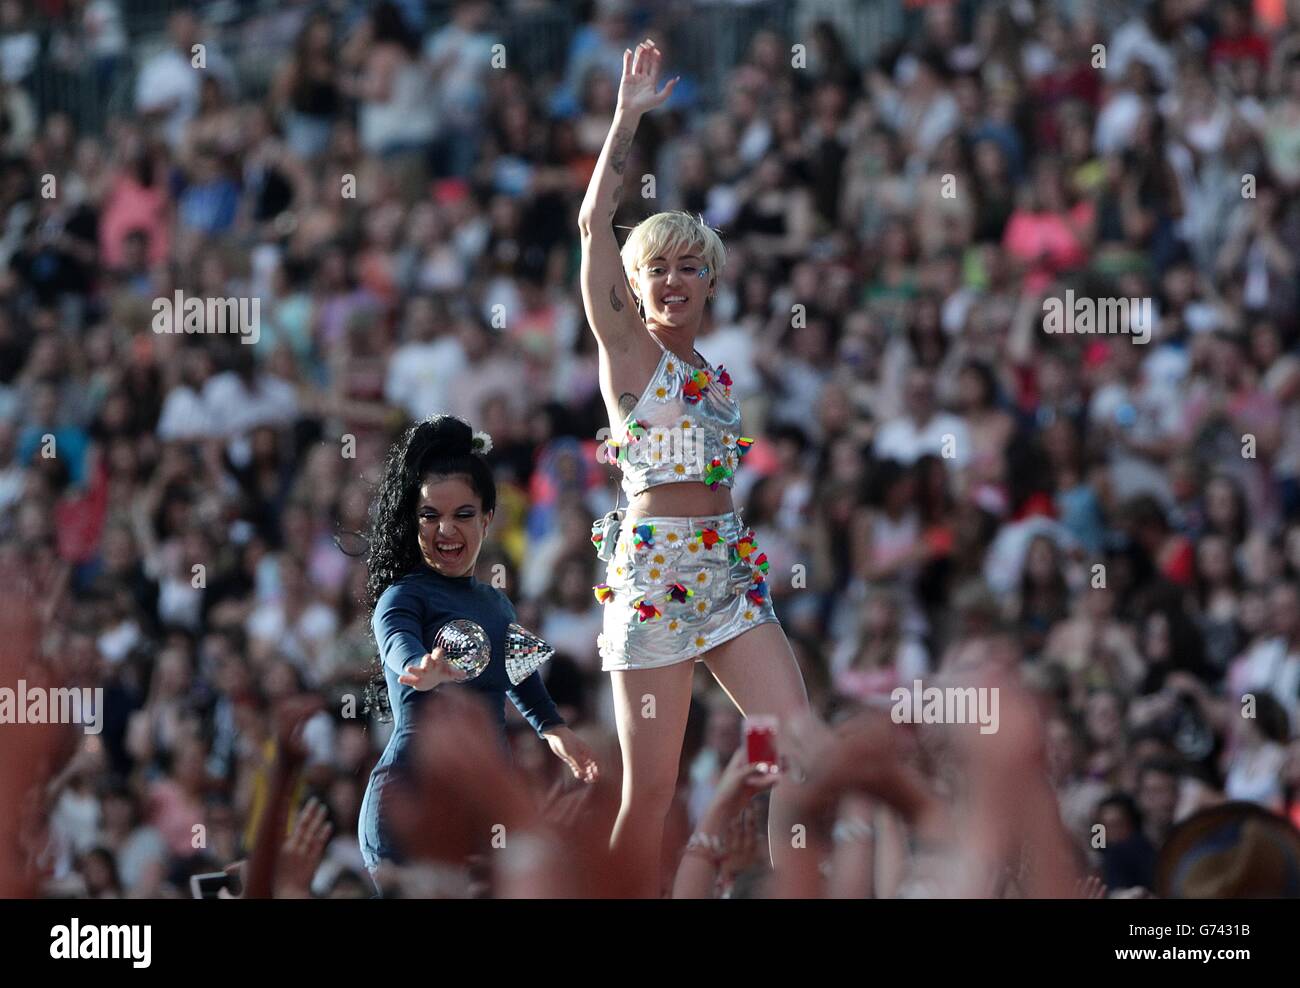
[
  {"left": 134, "top": 43, "right": 233, "bottom": 148},
  {"left": 874, "top": 412, "right": 971, "bottom": 468},
  {"left": 384, "top": 337, "right": 467, "bottom": 421}
]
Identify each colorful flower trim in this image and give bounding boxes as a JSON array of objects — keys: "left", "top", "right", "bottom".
[
  {"left": 633, "top": 596, "right": 662, "bottom": 622},
  {"left": 695, "top": 526, "right": 722, "bottom": 549},
  {"left": 682, "top": 368, "right": 711, "bottom": 405},
  {"left": 732, "top": 532, "right": 758, "bottom": 564},
  {"left": 717, "top": 366, "right": 733, "bottom": 397},
  {"left": 704, "top": 457, "right": 733, "bottom": 489},
  {"left": 665, "top": 582, "right": 695, "bottom": 604}
]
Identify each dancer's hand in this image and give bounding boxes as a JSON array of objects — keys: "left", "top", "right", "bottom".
[
  {"left": 398, "top": 646, "right": 467, "bottom": 691},
  {"left": 542, "top": 726, "right": 599, "bottom": 783},
  {"left": 617, "top": 39, "right": 678, "bottom": 117}
]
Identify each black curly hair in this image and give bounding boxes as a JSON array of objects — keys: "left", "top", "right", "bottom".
[{"left": 355, "top": 414, "right": 497, "bottom": 721}]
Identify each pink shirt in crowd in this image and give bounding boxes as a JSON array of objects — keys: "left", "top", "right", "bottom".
[
  {"left": 99, "top": 173, "right": 171, "bottom": 270},
  {"left": 1002, "top": 202, "right": 1093, "bottom": 292}
]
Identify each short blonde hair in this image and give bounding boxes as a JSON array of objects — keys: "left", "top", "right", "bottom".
[{"left": 620, "top": 211, "right": 727, "bottom": 291}]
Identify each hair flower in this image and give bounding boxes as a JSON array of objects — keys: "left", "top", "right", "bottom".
[{"left": 471, "top": 430, "right": 493, "bottom": 454}]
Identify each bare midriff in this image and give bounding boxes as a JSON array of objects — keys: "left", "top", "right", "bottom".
[{"left": 626, "top": 481, "right": 734, "bottom": 522}]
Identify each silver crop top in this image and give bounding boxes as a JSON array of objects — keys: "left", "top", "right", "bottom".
[{"left": 605, "top": 339, "right": 754, "bottom": 500}]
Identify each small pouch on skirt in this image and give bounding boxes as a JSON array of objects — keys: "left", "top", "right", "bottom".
[{"left": 590, "top": 509, "right": 624, "bottom": 561}]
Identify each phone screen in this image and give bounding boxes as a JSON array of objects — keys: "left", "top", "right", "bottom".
[
  {"left": 743, "top": 716, "right": 779, "bottom": 773},
  {"left": 190, "top": 871, "right": 237, "bottom": 899}
]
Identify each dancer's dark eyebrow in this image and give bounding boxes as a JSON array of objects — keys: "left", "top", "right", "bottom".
[{"left": 419, "top": 504, "right": 477, "bottom": 512}]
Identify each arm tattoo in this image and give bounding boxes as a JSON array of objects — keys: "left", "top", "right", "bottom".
[
  {"left": 609, "top": 183, "right": 623, "bottom": 219},
  {"left": 609, "top": 284, "right": 624, "bottom": 312},
  {"left": 609, "top": 128, "right": 633, "bottom": 177},
  {"left": 618, "top": 392, "right": 639, "bottom": 417}
]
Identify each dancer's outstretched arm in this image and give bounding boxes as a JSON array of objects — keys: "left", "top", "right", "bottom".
[{"left": 577, "top": 40, "right": 677, "bottom": 355}]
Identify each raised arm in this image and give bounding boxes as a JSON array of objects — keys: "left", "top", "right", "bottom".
[{"left": 577, "top": 41, "right": 677, "bottom": 355}]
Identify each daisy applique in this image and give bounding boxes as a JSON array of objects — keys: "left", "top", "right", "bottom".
[
  {"left": 689, "top": 568, "right": 714, "bottom": 591},
  {"left": 644, "top": 548, "right": 665, "bottom": 579},
  {"left": 648, "top": 428, "right": 669, "bottom": 462},
  {"left": 650, "top": 369, "right": 677, "bottom": 402}
]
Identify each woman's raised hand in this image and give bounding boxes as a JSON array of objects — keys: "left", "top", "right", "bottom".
[
  {"left": 398, "top": 646, "right": 468, "bottom": 691},
  {"left": 617, "top": 39, "right": 678, "bottom": 116}
]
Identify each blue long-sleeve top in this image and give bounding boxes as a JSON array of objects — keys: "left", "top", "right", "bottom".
[{"left": 359, "top": 565, "right": 564, "bottom": 870}]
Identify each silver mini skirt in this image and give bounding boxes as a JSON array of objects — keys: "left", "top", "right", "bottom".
[{"left": 590, "top": 509, "right": 779, "bottom": 671}]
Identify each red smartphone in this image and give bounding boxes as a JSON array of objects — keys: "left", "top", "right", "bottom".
[{"left": 744, "top": 716, "right": 779, "bottom": 773}]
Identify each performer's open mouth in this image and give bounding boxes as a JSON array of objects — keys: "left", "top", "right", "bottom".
[
  {"left": 662, "top": 294, "right": 689, "bottom": 311},
  {"left": 434, "top": 541, "right": 466, "bottom": 564}
]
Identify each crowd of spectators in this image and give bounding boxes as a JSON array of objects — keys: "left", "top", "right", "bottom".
[{"left": 3, "top": 0, "right": 1300, "bottom": 898}]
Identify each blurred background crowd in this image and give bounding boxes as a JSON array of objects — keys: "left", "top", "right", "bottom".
[{"left": 4, "top": 0, "right": 1300, "bottom": 898}]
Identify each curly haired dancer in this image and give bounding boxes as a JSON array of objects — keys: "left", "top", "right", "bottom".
[
  {"left": 578, "top": 40, "right": 810, "bottom": 897},
  {"left": 357, "top": 415, "right": 597, "bottom": 884}
]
